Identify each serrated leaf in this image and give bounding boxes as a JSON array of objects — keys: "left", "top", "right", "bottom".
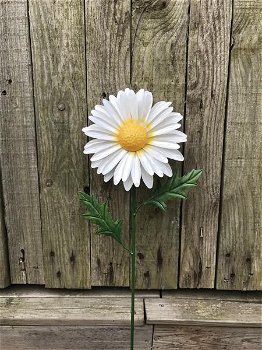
[
  {"left": 79, "top": 192, "right": 124, "bottom": 246},
  {"left": 144, "top": 169, "right": 203, "bottom": 211}
]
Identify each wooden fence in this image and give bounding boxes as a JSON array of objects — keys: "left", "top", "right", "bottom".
[{"left": 0, "top": 0, "right": 261, "bottom": 290}]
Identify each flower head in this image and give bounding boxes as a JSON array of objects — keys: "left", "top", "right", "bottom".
[{"left": 82, "top": 88, "right": 187, "bottom": 191}]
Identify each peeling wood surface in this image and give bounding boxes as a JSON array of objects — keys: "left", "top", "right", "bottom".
[
  {"left": 86, "top": 0, "right": 131, "bottom": 287},
  {"left": 0, "top": 296, "right": 144, "bottom": 326},
  {"left": 1, "top": 325, "right": 153, "bottom": 350},
  {"left": 0, "top": 0, "right": 44, "bottom": 284},
  {"left": 179, "top": 0, "right": 233, "bottom": 288},
  {"left": 216, "top": 0, "right": 262, "bottom": 291},
  {"left": 152, "top": 325, "right": 262, "bottom": 349},
  {"left": 28, "top": 0, "right": 90, "bottom": 288},
  {"left": 145, "top": 298, "right": 262, "bottom": 327},
  {"left": 132, "top": 0, "right": 189, "bottom": 289}
]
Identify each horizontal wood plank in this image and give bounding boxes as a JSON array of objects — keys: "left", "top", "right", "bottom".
[
  {"left": 0, "top": 286, "right": 159, "bottom": 298},
  {"left": 1, "top": 325, "right": 153, "bottom": 350},
  {"left": 152, "top": 325, "right": 262, "bottom": 349},
  {"left": 145, "top": 298, "right": 262, "bottom": 327},
  {"left": 0, "top": 297, "right": 144, "bottom": 326}
]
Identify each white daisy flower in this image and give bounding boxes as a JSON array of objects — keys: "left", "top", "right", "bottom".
[{"left": 82, "top": 88, "right": 187, "bottom": 191}]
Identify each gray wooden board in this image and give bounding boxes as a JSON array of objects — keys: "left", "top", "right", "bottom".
[
  {"left": 152, "top": 325, "right": 262, "bottom": 350},
  {"left": 85, "top": 0, "right": 131, "bottom": 287},
  {"left": 0, "top": 325, "right": 153, "bottom": 350},
  {"left": 162, "top": 290, "right": 262, "bottom": 303},
  {"left": 216, "top": 0, "right": 262, "bottom": 291},
  {"left": 145, "top": 298, "right": 262, "bottom": 327},
  {"left": 0, "top": 167, "right": 10, "bottom": 288},
  {"left": 0, "top": 297, "right": 144, "bottom": 326},
  {"left": 131, "top": 0, "right": 189, "bottom": 289},
  {"left": 0, "top": 285, "right": 160, "bottom": 298},
  {"left": 28, "top": 0, "right": 90, "bottom": 288},
  {"left": 0, "top": 0, "right": 44, "bottom": 284},
  {"left": 179, "top": 0, "right": 233, "bottom": 288}
]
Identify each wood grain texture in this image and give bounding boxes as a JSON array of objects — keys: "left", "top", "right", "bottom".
[
  {"left": 152, "top": 325, "right": 262, "bottom": 349},
  {"left": 0, "top": 0, "right": 44, "bottom": 284},
  {"left": 86, "top": 0, "right": 131, "bottom": 286},
  {"left": 28, "top": 0, "right": 90, "bottom": 288},
  {"left": 0, "top": 285, "right": 159, "bottom": 298},
  {"left": 0, "top": 167, "right": 10, "bottom": 288},
  {"left": 1, "top": 325, "right": 153, "bottom": 350},
  {"left": 132, "top": 0, "right": 189, "bottom": 289},
  {"left": 0, "top": 296, "right": 145, "bottom": 326},
  {"left": 216, "top": 0, "right": 262, "bottom": 290},
  {"left": 145, "top": 298, "right": 262, "bottom": 326},
  {"left": 179, "top": 0, "right": 233, "bottom": 288}
]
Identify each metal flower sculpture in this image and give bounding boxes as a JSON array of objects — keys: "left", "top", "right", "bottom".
[{"left": 80, "top": 88, "right": 202, "bottom": 350}]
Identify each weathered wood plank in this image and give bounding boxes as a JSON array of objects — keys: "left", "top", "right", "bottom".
[
  {"left": 145, "top": 298, "right": 262, "bottom": 327},
  {"left": 216, "top": 0, "right": 262, "bottom": 290},
  {"left": 163, "top": 290, "right": 262, "bottom": 303},
  {"left": 0, "top": 285, "right": 160, "bottom": 298},
  {"left": 0, "top": 297, "right": 144, "bottom": 326},
  {"left": 1, "top": 325, "right": 153, "bottom": 350},
  {"left": 132, "top": 0, "right": 189, "bottom": 289},
  {"left": 152, "top": 325, "right": 262, "bottom": 349},
  {"left": 85, "top": 0, "right": 131, "bottom": 286},
  {"left": 179, "top": 0, "right": 233, "bottom": 288},
  {"left": 0, "top": 167, "right": 10, "bottom": 288},
  {"left": 28, "top": 0, "right": 90, "bottom": 288},
  {"left": 0, "top": 0, "right": 44, "bottom": 284}
]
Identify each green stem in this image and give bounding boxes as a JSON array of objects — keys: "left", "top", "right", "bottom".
[{"left": 130, "top": 186, "right": 137, "bottom": 350}]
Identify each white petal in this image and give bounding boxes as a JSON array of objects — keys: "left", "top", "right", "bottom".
[
  {"left": 169, "top": 112, "right": 183, "bottom": 123},
  {"left": 91, "top": 109, "right": 118, "bottom": 128},
  {"left": 146, "top": 101, "right": 171, "bottom": 123},
  {"left": 136, "top": 89, "right": 153, "bottom": 120},
  {"left": 150, "top": 124, "right": 181, "bottom": 136},
  {"left": 104, "top": 169, "right": 115, "bottom": 182},
  {"left": 89, "top": 116, "right": 117, "bottom": 133},
  {"left": 113, "top": 153, "right": 129, "bottom": 185},
  {"left": 138, "top": 151, "right": 154, "bottom": 176},
  {"left": 102, "top": 99, "right": 123, "bottom": 125},
  {"left": 91, "top": 144, "right": 121, "bottom": 161},
  {"left": 82, "top": 125, "right": 115, "bottom": 140},
  {"left": 141, "top": 166, "right": 153, "bottom": 189},
  {"left": 83, "top": 140, "right": 110, "bottom": 154},
  {"left": 151, "top": 157, "right": 173, "bottom": 177},
  {"left": 126, "top": 89, "right": 138, "bottom": 120},
  {"left": 131, "top": 155, "right": 141, "bottom": 187},
  {"left": 116, "top": 91, "right": 131, "bottom": 120},
  {"left": 122, "top": 153, "right": 134, "bottom": 182},
  {"left": 150, "top": 140, "right": 180, "bottom": 150},
  {"left": 91, "top": 160, "right": 101, "bottom": 169},
  {"left": 155, "top": 147, "right": 184, "bottom": 161},
  {"left": 154, "top": 132, "right": 187, "bottom": 143},
  {"left": 144, "top": 146, "right": 168, "bottom": 163},
  {"left": 101, "top": 149, "right": 127, "bottom": 175},
  {"left": 123, "top": 175, "right": 133, "bottom": 191},
  {"left": 143, "top": 153, "right": 163, "bottom": 177},
  {"left": 150, "top": 107, "right": 173, "bottom": 129}
]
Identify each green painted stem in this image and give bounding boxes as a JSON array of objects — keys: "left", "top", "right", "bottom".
[{"left": 130, "top": 186, "right": 137, "bottom": 350}]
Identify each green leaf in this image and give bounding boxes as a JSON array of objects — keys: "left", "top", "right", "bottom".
[
  {"left": 79, "top": 192, "right": 124, "bottom": 246},
  {"left": 144, "top": 169, "right": 203, "bottom": 211}
]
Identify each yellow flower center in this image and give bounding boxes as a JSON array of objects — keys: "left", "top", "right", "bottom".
[{"left": 117, "top": 119, "right": 149, "bottom": 152}]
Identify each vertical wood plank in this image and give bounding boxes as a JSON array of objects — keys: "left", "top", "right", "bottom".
[
  {"left": 179, "top": 0, "right": 232, "bottom": 288},
  {"left": 0, "top": 0, "right": 44, "bottom": 284},
  {"left": 86, "top": 0, "right": 131, "bottom": 286},
  {"left": 132, "top": 0, "right": 189, "bottom": 289},
  {"left": 0, "top": 167, "right": 10, "bottom": 288},
  {"left": 28, "top": 0, "right": 90, "bottom": 288},
  {"left": 216, "top": 0, "right": 262, "bottom": 291}
]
